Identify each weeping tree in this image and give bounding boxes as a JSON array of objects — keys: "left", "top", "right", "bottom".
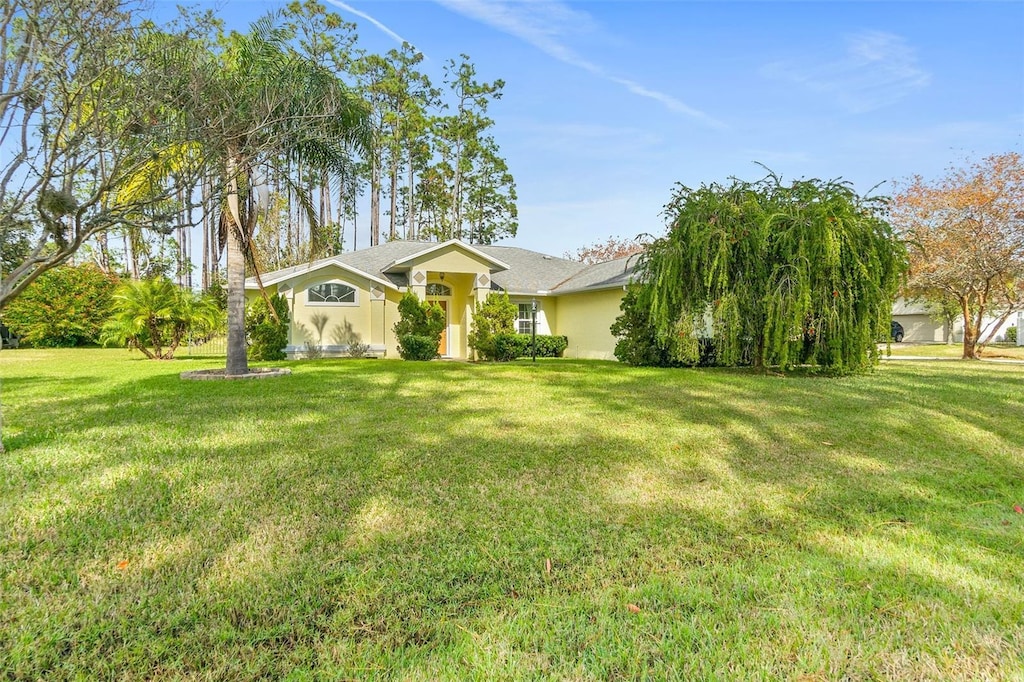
[{"left": 634, "top": 173, "right": 907, "bottom": 374}]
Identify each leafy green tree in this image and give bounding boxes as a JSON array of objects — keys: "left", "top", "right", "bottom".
[
  {"left": 393, "top": 292, "right": 445, "bottom": 360},
  {"left": 0, "top": 0, "right": 207, "bottom": 306},
  {"left": 355, "top": 44, "right": 437, "bottom": 244},
  {"left": 421, "top": 56, "right": 516, "bottom": 244},
  {"left": 635, "top": 173, "right": 906, "bottom": 373},
  {"left": 101, "top": 278, "right": 221, "bottom": 359},
  {"left": 2, "top": 264, "right": 119, "bottom": 347},
  {"left": 246, "top": 293, "right": 290, "bottom": 361},
  {"left": 468, "top": 292, "right": 516, "bottom": 360}
]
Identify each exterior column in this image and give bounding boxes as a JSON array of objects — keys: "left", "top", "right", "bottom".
[
  {"left": 473, "top": 272, "right": 491, "bottom": 305},
  {"left": 470, "top": 272, "right": 492, "bottom": 361},
  {"left": 410, "top": 269, "right": 427, "bottom": 300},
  {"left": 370, "top": 285, "right": 386, "bottom": 352}
]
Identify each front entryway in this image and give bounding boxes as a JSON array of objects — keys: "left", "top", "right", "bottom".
[{"left": 435, "top": 300, "right": 449, "bottom": 356}]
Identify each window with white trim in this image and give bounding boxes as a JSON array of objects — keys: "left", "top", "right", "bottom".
[
  {"left": 308, "top": 282, "right": 357, "bottom": 304},
  {"left": 517, "top": 303, "right": 534, "bottom": 335}
]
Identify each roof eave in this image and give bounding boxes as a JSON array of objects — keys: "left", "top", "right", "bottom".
[{"left": 245, "top": 258, "right": 400, "bottom": 292}]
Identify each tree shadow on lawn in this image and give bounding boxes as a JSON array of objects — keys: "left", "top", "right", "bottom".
[{"left": 2, "top": 358, "right": 1023, "bottom": 678}]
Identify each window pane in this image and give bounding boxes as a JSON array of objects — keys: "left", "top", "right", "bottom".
[
  {"left": 426, "top": 283, "right": 451, "bottom": 296},
  {"left": 309, "top": 283, "right": 355, "bottom": 303},
  {"left": 517, "top": 303, "right": 533, "bottom": 334}
]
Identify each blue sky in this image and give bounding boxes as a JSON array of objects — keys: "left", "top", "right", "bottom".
[{"left": 157, "top": 0, "right": 1024, "bottom": 257}]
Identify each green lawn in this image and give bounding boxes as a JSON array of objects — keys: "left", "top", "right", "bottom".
[
  {"left": 1, "top": 349, "right": 1022, "bottom": 680},
  {"left": 884, "top": 342, "right": 1024, "bottom": 361}
]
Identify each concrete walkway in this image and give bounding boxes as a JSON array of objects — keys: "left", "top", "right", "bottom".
[{"left": 880, "top": 355, "right": 1024, "bottom": 365}]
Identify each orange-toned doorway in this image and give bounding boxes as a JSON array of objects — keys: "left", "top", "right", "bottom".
[{"left": 436, "top": 300, "right": 448, "bottom": 355}]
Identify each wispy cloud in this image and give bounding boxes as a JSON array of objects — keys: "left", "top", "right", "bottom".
[
  {"left": 432, "top": 0, "right": 725, "bottom": 128},
  {"left": 323, "top": 0, "right": 410, "bottom": 47},
  {"left": 517, "top": 121, "right": 663, "bottom": 159},
  {"left": 762, "top": 31, "right": 930, "bottom": 113}
]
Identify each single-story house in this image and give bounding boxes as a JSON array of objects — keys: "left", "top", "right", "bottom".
[{"left": 245, "top": 239, "right": 637, "bottom": 360}]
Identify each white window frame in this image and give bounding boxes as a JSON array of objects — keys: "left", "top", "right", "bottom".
[
  {"left": 517, "top": 303, "right": 534, "bottom": 335},
  {"left": 307, "top": 280, "right": 359, "bottom": 307}
]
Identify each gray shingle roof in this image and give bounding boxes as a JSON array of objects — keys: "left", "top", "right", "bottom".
[
  {"left": 473, "top": 245, "right": 587, "bottom": 294},
  {"left": 548, "top": 253, "right": 640, "bottom": 294},
  {"left": 247, "top": 240, "right": 639, "bottom": 296}
]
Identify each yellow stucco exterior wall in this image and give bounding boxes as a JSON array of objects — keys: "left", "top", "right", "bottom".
[
  {"left": 285, "top": 267, "right": 378, "bottom": 350},
  {"left": 553, "top": 288, "right": 624, "bottom": 360}
]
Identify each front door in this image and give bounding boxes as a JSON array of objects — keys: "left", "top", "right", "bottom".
[{"left": 436, "top": 300, "right": 448, "bottom": 356}]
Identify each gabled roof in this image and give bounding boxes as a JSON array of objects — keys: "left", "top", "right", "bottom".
[
  {"left": 383, "top": 239, "right": 510, "bottom": 272},
  {"left": 248, "top": 255, "right": 399, "bottom": 291},
  {"left": 246, "top": 239, "right": 640, "bottom": 296}
]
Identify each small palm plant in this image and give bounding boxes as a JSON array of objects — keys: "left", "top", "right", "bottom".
[{"left": 101, "top": 278, "right": 222, "bottom": 359}]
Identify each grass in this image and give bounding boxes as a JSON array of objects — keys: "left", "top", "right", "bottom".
[
  {"left": 1, "top": 349, "right": 1022, "bottom": 680},
  {"left": 884, "top": 342, "right": 1024, "bottom": 361}
]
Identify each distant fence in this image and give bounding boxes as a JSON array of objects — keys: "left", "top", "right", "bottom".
[{"left": 185, "top": 334, "right": 227, "bottom": 357}]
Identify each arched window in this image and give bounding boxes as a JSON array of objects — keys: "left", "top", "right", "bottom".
[
  {"left": 308, "top": 282, "right": 357, "bottom": 304},
  {"left": 425, "top": 283, "right": 452, "bottom": 297}
]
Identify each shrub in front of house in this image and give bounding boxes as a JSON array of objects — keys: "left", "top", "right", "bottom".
[
  {"left": 1006, "top": 326, "right": 1017, "bottom": 344},
  {"left": 397, "top": 334, "right": 440, "bottom": 360},
  {"left": 394, "top": 292, "right": 445, "bottom": 360},
  {"left": 611, "top": 285, "right": 718, "bottom": 367},
  {"left": 469, "top": 293, "right": 516, "bottom": 361},
  {"left": 246, "top": 293, "right": 290, "bottom": 361},
  {"left": 492, "top": 333, "right": 567, "bottom": 361}
]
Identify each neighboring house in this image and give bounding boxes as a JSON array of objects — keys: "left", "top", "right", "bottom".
[
  {"left": 892, "top": 297, "right": 957, "bottom": 343},
  {"left": 245, "top": 239, "right": 638, "bottom": 360},
  {"left": 892, "top": 297, "right": 1019, "bottom": 344}
]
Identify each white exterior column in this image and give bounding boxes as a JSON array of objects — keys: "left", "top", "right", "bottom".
[{"left": 410, "top": 269, "right": 427, "bottom": 300}]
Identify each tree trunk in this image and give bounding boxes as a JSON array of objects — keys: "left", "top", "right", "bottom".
[
  {"left": 337, "top": 170, "right": 346, "bottom": 253},
  {"left": 407, "top": 147, "right": 416, "bottom": 240},
  {"left": 389, "top": 163, "right": 398, "bottom": 241},
  {"left": 960, "top": 297, "right": 978, "bottom": 360},
  {"left": 225, "top": 217, "right": 248, "bottom": 375},
  {"left": 370, "top": 155, "right": 380, "bottom": 246},
  {"left": 225, "top": 162, "right": 249, "bottom": 376},
  {"left": 201, "top": 178, "right": 210, "bottom": 290}
]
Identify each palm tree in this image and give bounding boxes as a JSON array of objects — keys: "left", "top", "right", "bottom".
[
  {"left": 196, "top": 17, "right": 369, "bottom": 375},
  {"left": 101, "top": 278, "right": 222, "bottom": 359}
]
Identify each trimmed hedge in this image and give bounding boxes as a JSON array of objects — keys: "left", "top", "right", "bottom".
[
  {"left": 397, "top": 334, "right": 440, "bottom": 361},
  {"left": 492, "top": 333, "right": 567, "bottom": 361},
  {"left": 394, "top": 292, "right": 445, "bottom": 360}
]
